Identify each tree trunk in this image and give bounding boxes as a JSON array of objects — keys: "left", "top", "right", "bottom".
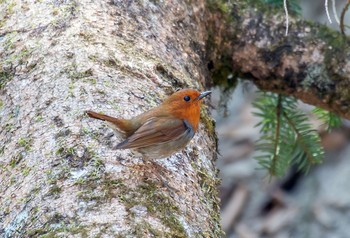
[
  {"left": 0, "top": 1, "right": 220, "bottom": 237},
  {"left": 2, "top": 0, "right": 349, "bottom": 237}
]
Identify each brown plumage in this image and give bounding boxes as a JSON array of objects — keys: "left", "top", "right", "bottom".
[{"left": 86, "top": 89, "right": 211, "bottom": 159}]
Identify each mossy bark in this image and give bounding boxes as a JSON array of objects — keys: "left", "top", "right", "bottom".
[
  {"left": 0, "top": 0, "right": 220, "bottom": 237},
  {"left": 207, "top": 0, "right": 350, "bottom": 119},
  {"left": 2, "top": 0, "right": 347, "bottom": 237}
]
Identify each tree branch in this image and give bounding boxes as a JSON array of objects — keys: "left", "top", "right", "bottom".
[
  {"left": 207, "top": 0, "right": 350, "bottom": 120},
  {"left": 272, "top": 95, "right": 282, "bottom": 175}
]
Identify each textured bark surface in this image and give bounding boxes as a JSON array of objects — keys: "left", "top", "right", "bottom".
[
  {"left": 2, "top": 0, "right": 350, "bottom": 237},
  {"left": 0, "top": 0, "right": 220, "bottom": 237},
  {"left": 207, "top": 1, "right": 350, "bottom": 120}
]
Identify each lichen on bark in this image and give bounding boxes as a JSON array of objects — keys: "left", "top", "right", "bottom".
[
  {"left": 0, "top": 0, "right": 221, "bottom": 237},
  {"left": 206, "top": 0, "right": 350, "bottom": 119}
]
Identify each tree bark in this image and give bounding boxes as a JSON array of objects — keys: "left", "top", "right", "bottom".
[
  {"left": 207, "top": 1, "right": 350, "bottom": 120},
  {"left": 0, "top": 0, "right": 220, "bottom": 237},
  {"left": 2, "top": 0, "right": 349, "bottom": 237}
]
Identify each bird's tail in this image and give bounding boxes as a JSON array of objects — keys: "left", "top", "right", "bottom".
[
  {"left": 86, "top": 111, "right": 118, "bottom": 122},
  {"left": 86, "top": 110, "right": 132, "bottom": 134}
]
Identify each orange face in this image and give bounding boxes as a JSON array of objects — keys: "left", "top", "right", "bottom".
[{"left": 162, "top": 89, "right": 211, "bottom": 131}]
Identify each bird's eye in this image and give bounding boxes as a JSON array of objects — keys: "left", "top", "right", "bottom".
[{"left": 184, "top": 95, "right": 190, "bottom": 102}]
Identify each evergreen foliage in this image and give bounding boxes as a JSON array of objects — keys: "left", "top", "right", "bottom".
[
  {"left": 312, "top": 108, "right": 342, "bottom": 131},
  {"left": 253, "top": 93, "right": 324, "bottom": 177}
]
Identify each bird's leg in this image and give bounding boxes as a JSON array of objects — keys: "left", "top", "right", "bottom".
[
  {"left": 141, "top": 160, "right": 164, "bottom": 181},
  {"left": 144, "top": 160, "right": 179, "bottom": 192}
]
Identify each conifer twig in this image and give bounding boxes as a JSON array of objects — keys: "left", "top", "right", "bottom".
[
  {"left": 271, "top": 95, "right": 282, "bottom": 175},
  {"left": 283, "top": 112, "right": 317, "bottom": 167}
]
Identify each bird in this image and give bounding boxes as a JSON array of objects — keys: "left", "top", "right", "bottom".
[{"left": 86, "top": 89, "right": 211, "bottom": 159}]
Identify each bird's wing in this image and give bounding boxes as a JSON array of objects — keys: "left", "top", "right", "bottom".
[{"left": 116, "top": 117, "right": 194, "bottom": 149}]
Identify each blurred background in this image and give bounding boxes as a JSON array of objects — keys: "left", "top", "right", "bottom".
[{"left": 214, "top": 1, "right": 350, "bottom": 237}]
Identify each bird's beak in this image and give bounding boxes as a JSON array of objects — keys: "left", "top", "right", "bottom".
[{"left": 195, "top": 91, "right": 211, "bottom": 101}]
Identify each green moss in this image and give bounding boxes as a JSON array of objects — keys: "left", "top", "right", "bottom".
[
  {"left": 1, "top": 33, "right": 34, "bottom": 75},
  {"left": 206, "top": 0, "right": 302, "bottom": 89},
  {"left": 0, "top": 145, "right": 4, "bottom": 155},
  {"left": 30, "top": 187, "right": 41, "bottom": 196},
  {"left": 316, "top": 25, "right": 350, "bottom": 72},
  {"left": 0, "top": 0, "right": 16, "bottom": 22},
  {"left": 17, "top": 47, "right": 31, "bottom": 64},
  {"left": 200, "top": 106, "right": 219, "bottom": 155},
  {"left": 301, "top": 25, "right": 350, "bottom": 103},
  {"left": 48, "top": 184, "right": 62, "bottom": 196},
  {"left": 100, "top": 176, "right": 123, "bottom": 198},
  {"left": 78, "top": 31, "right": 95, "bottom": 42},
  {"left": 133, "top": 221, "right": 162, "bottom": 237},
  {"left": 69, "top": 68, "right": 93, "bottom": 80},
  {"left": 88, "top": 54, "right": 98, "bottom": 62},
  {"left": 55, "top": 144, "right": 107, "bottom": 201},
  {"left": 155, "top": 64, "right": 187, "bottom": 88},
  {"left": 205, "top": 1, "right": 236, "bottom": 88},
  {"left": 18, "top": 137, "right": 32, "bottom": 151},
  {"left": 52, "top": 7, "right": 59, "bottom": 16},
  {"left": 9, "top": 175, "right": 16, "bottom": 185},
  {"left": 193, "top": 165, "right": 223, "bottom": 237},
  {"left": 45, "top": 165, "right": 70, "bottom": 194},
  {"left": 317, "top": 25, "right": 348, "bottom": 50},
  {"left": 35, "top": 114, "right": 44, "bottom": 122},
  {"left": 6, "top": 1, "right": 16, "bottom": 14},
  {"left": 318, "top": 32, "right": 350, "bottom": 105},
  {"left": 56, "top": 146, "right": 76, "bottom": 160},
  {"left": 26, "top": 228, "right": 48, "bottom": 237},
  {"left": 76, "top": 173, "right": 123, "bottom": 203},
  {"left": 55, "top": 128, "right": 71, "bottom": 139},
  {"left": 26, "top": 215, "right": 88, "bottom": 237},
  {"left": 89, "top": 78, "right": 97, "bottom": 85},
  {"left": 72, "top": 158, "right": 125, "bottom": 204},
  {"left": 9, "top": 152, "right": 23, "bottom": 167},
  {"left": 46, "top": 167, "right": 65, "bottom": 197},
  {"left": 143, "top": 221, "right": 162, "bottom": 236},
  {"left": 49, "top": 0, "right": 78, "bottom": 29},
  {"left": 120, "top": 181, "right": 187, "bottom": 237},
  {"left": 336, "top": 80, "right": 350, "bottom": 101},
  {"left": 2, "top": 31, "right": 16, "bottom": 50},
  {"left": 68, "top": 81, "right": 75, "bottom": 96},
  {"left": 80, "top": 127, "right": 99, "bottom": 140},
  {"left": 211, "top": 63, "right": 237, "bottom": 88},
  {"left": 0, "top": 71, "right": 13, "bottom": 90},
  {"left": 200, "top": 107, "right": 216, "bottom": 135},
  {"left": 4, "top": 122, "right": 14, "bottom": 132},
  {"left": 22, "top": 166, "right": 31, "bottom": 176},
  {"left": 206, "top": 0, "right": 231, "bottom": 14},
  {"left": 62, "top": 61, "right": 93, "bottom": 81}
]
